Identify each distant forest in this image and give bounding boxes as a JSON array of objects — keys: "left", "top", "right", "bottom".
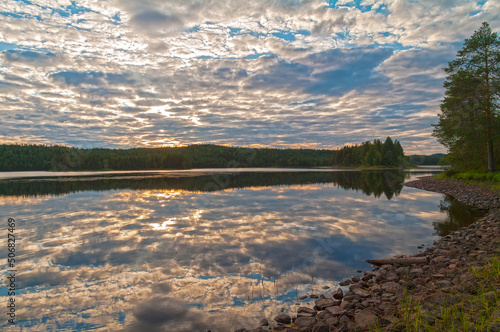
[
  {"left": 408, "top": 154, "right": 446, "bottom": 166},
  {"left": 0, "top": 137, "right": 417, "bottom": 171},
  {"left": 0, "top": 144, "right": 333, "bottom": 171}
]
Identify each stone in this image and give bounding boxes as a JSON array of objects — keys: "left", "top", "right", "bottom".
[
  {"left": 326, "top": 306, "right": 346, "bottom": 316},
  {"left": 298, "top": 295, "right": 308, "bottom": 300},
  {"left": 297, "top": 307, "right": 317, "bottom": 315},
  {"left": 294, "top": 317, "right": 317, "bottom": 331},
  {"left": 297, "top": 312, "right": 314, "bottom": 318},
  {"left": 340, "top": 301, "right": 355, "bottom": 310},
  {"left": 351, "top": 275, "right": 361, "bottom": 282},
  {"left": 274, "top": 314, "right": 292, "bottom": 324},
  {"left": 431, "top": 256, "right": 449, "bottom": 264},
  {"left": 315, "top": 298, "right": 335, "bottom": 310},
  {"left": 331, "top": 288, "right": 344, "bottom": 299},
  {"left": 311, "top": 323, "right": 330, "bottom": 332},
  {"left": 386, "top": 273, "right": 399, "bottom": 282},
  {"left": 316, "top": 310, "right": 333, "bottom": 320},
  {"left": 258, "top": 318, "right": 269, "bottom": 326},
  {"left": 352, "top": 288, "right": 370, "bottom": 298},
  {"left": 338, "top": 315, "right": 354, "bottom": 330},
  {"left": 349, "top": 283, "right": 363, "bottom": 291},
  {"left": 484, "top": 291, "right": 496, "bottom": 303},
  {"left": 382, "top": 281, "right": 399, "bottom": 292},
  {"left": 436, "top": 280, "right": 453, "bottom": 288},
  {"left": 379, "top": 314, "right": 394, "bottom": 326},
  {"left": 322, "top": 285, "right": 330, "bottom": 290},
  {"left": 354, "top": 308, "right": 377, "bottom": 330},
  {"left": 339, "top": 279, "right": 351, "bottom": 286}
]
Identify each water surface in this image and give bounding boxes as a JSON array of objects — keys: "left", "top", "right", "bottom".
[{"left": 0, "top": 169, "right": 482, "bottom": 331}]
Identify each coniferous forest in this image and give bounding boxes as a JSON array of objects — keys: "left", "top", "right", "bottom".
[
  {"left": 0, "top": 137, "right": 409, "bottom": 171},
  {"left": 330, "top": 137, "right": 408, "bottom": 168}
]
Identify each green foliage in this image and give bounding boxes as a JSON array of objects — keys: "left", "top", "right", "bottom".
[
  {"left": 331, "top": 137, "right": 407, "bottom": 168},
  {"left": 394, "top": 256, "right": 500, "bottom": 331},
  {"left": 408, "top": 154, "right": 446, "bottom": 165},
  {"left": 433, "top": 22, "right": 500, "bottom": 173},
  {"left": 436, "top": 171, "right": 500, "bottom": 192},
  {"left": 0, "top": 143, "right": 334, "bottom": 171}
]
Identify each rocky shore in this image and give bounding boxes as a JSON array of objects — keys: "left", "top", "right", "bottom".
[{"left": 238, "top": 176, "right": 500, "bottom": 332}]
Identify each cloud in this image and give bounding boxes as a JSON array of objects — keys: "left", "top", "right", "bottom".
[
  {"left": 1, "top": 0, "right": 499, "bottom": 153},
  {"left": 2, "top": 49, "right": 61, "bottom": 65},
  {"left": 129, "top": 10, "right": 184, "bottom": 34}
]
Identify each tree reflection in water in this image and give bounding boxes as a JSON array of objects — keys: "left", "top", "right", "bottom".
[{"left": 433, "top": 195, "right": 486, "bottom": 236}]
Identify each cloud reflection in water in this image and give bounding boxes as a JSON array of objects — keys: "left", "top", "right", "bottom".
[{"left": 0, "top": 170, "right": 477, "bottom": 331}]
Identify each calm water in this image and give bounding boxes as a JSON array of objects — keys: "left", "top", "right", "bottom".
[{"left": 0, "top": 169, "right": 484, "bottom": 331}]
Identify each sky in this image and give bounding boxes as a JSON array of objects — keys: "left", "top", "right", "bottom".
[{"left": 0, "top": 0, "right": 498, "bottom": 154}]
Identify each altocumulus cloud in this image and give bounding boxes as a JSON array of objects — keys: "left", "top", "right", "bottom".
[{"left": 0, "top": 0, "right": 499, "bottom": 153}]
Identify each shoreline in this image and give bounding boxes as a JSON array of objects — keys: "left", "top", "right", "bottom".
[{"left": 241, "top": 176, "right": 500, "bottom": 332}]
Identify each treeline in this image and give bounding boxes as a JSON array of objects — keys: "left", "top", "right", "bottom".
[
  {"left": 331, "top": 137, "right": 407, "bottom": 167},
  {"left": 0, "top": 144, "right": 334, "bottom": 171},
  {"left": 408, "top": 154, "right": 446, "bottom": 166}
]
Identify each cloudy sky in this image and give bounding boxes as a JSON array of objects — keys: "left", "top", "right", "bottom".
[{"left": 0, "top": 0, "right": 498, "bottom": 154}]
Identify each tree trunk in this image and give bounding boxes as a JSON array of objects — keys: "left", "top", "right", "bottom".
[{"left": 487, "top": 139, "right": 495, "bottom": 173}]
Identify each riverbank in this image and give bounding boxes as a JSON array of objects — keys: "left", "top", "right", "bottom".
[{"left": 241, "top": 176, "right": 500, "bottom": 332}]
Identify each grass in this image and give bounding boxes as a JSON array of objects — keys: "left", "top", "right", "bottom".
[
  {"left": 391, "top": 256, "right": 500, "bottom": 331},
  {"left": 436, "top": 171, "right": 500, "bottom": 192}
]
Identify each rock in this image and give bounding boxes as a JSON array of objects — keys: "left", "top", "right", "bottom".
[
  {"left": 258, "top": 318, "right": 269, "bottom": 326},
  {"left": 338, "top": 315, "right": 354, "bottom": 330},
  {"left": 298, "top": 295, "right": 308, "bottom": 300},
  {"left": 379, "top": 314, "right": 394, "bottom": 326},
  {"left": 309, "top": 294, "right": 319, "bottom": 299},
  {"left": 331, "top": 288, "right": 343, "bottom": 299},
  {"left": 294, "top": 317, "right": 317, "bottom": 331},
  {"left": 386, "top": 273, "right": 399, "bottom": 282},
  {"left": 316, "top": 310, "right": 333, "bottom": 320},
  {"left": 382, "top": 281, "right": 399, "bottom": 292},
  {"left": 436, "top": 280, "right": 453, "bottom": 288},
  {"left": 274, "top": 314, "right": 291, "bottom": 324},
  {"left": 297, "top": 307, "right": 317, "bottom": 315},
  {"left": 351, "top": 275, "right": 361, "bottom": 283},
  {"left": 354, "top": 308, "right": 377, "bottom": 330},
  {"left": 297, "top": 312, "right": 314, "bottom": 318},
  {"left": 315, "top": 298, "right": 335, "bottom": 310},
  {"left": 339, "top": 279, "right": 351, "bottom": 286},
  {"left": 311, "top": 323, "right": 330, "bottom": 332},
  {"left": 484, "top": 291, "right": 496, "bottom": 303},
  {"left": 349, "top": 283, "right": 363, "bottom": 291},
  {"left": 322, "top": 285, "right": 330, "bottom": 290},
  {"left": 352, "top": 288, "right": 370, "bottom": 298},
  {"left": 325, "top": 306, "right": 346, "bottom": 316}
]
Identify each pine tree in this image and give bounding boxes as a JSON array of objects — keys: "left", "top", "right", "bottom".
[{"left": 433, "top": 22, "right": 500, "bottom": 172}]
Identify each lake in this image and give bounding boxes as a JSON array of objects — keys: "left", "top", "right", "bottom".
[{"left": 0, "top": 168, "right": 484, "bottom": 331}]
